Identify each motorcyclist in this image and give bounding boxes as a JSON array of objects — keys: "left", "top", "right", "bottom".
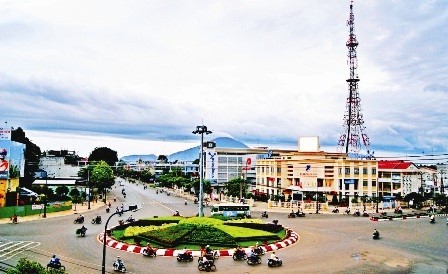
[
  {"left": 144, "top": 243, "right": 155, "bottom": 255},
  {"left": 261, "top": 211, "right": 268, "bottom": 217},
  {"left": 95, "top": 215, "right": 101, "bottom": 223},
  {"left": 373, "top": 228, "right": 379, "bottom": 238},
  {"left": 200, "top": 255, "right": 210, "bottom": 268},
  {"left": 430, "top": 215, "right": 435, "bottom": 223},
  {"left": 127, "top": 215, "right": 135, "bottom": 222},
  {"left": 355, "top": 209, "right": 360, "bottom": 216},
  {"left": 173, "top": 210, "right": 180, "bottom": 216},
  {"left": 48, "top": 255, "right": 61, "bottom": 268},
  {"left": 248, "top": 248, "right": 256, "bottom": 261},
  {"left": 270, "top": 251, "right": 279, "bottom": 263},
  {"left": 114, "top": 256, "right": 124, "bottom": 270},
  {"left": 80, "top": 225, "right": 87, "bottom": 235},
  {"left": 234, "top": 245, "right": 244, "bottom": 257}
]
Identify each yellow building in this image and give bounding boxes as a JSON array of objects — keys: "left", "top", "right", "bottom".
[{"left": 256, "top": 146, "right": 378, "bottom": 203}]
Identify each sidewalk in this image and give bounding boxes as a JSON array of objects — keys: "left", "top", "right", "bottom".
[{"left": 0, "top": 202, "right": 105, "bottom": 225}]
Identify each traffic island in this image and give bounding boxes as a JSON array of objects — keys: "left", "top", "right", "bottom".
[{"left": 97, "top": 217, "right": 299, "bottom": 257}]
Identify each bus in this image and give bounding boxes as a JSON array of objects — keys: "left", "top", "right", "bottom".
[{"left": 211, "top": 203, "right": 251, "bottom": 217}]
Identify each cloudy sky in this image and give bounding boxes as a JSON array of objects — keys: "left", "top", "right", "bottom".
[{"left": 1, "top": 0, "right": 448, "bottom": 159}]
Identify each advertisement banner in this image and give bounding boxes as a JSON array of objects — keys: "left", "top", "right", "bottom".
[{"left": 0, "top": 140, "right": 10, "bottom": 180}]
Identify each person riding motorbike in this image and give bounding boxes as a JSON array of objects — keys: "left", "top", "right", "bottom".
[
  {"left": 373, "top": 228, "right": 380, "bottom": 239},
  {"left": 173, "top": 210, "right": 180, "bottom": 216},
  {"left": 354, "top": 209, "right": 360, "bottom": 216},
  {"left": 80, "top": 225, "right": 87, "bottom": 236},
  {"left": 200, "top": 255, "right": 211, "bottom": 269},
  {"left": 11, "top": 214, "right": 18, "bottom": 223},
  {"left": 48, "top": 255, "right": 61, "bottom": 268},
  {"left": 126, "top": 215, "right": 135, "bottom": 222},
  {"left": 143, "top": 243, "right": 155, "bottom": 256},
  {"left": 430, "top": 215, "right": 435, "bottom": 223},
  {"left": 270, "top": 251, "right": 279, "bottom": 263},
  {"left": 95, "top": 215, "right": 102, "bottom": 223},
  {"left": 75, "top": 215, "right": 84, "bottom": 223},
  {"left": 261, "top": 211, "right": 268, "bottom": 217},
  {"left": 114, "top": 256, "right": 125, "bottom": 271}
]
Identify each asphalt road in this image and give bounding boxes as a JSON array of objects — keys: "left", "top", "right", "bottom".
[{"left": 1, "top": 179, "right": 447, "bottom": 274}]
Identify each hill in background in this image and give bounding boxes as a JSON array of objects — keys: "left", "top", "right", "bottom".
[{"left": 120, "top": 137, "right": 248, "bottom": 162}]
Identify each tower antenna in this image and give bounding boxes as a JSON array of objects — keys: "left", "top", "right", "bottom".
[{"left": 337, "top": 1, "right": 371, "bottom": 156}]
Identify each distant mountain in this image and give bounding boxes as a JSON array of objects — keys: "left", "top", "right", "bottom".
[
  {"left": 168, "top": 137, "right": 249, "bottom": 161},
  {"left": 120, "top": 154, "right": 158, "bottom": 163},
  {"left": 119, "top": 137, "right": 248, "bottom": 163}
]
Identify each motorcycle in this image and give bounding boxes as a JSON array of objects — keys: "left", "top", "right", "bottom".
[
  {"left": 394, "top": 208, "right": 403, "bottom": 214},
  {"left": 345, "top": 209, "right": 351, "bottom": 215},
  {"left": 267, "top": 258, "right": 283, "bottom": 267},
  {"left": 156, "top": 190, "right": 158, "bottom": 194},
  {"left": 261, "top": 211, "right": 268, "bottom": 218},
  {"left": 332, "top": 208, "right": 340, "bottom": 213},
  {"left": 247, "top": 255, "right": 262, "bottom": 265},
  {"left": 126, "top": 217, "right": 135, "bottom": 223},
  {"left": 353, "top": 211, "right": 361, "bottom": 217},
  {"left": 113, "top": 262, "right": 126, "bottom": 272},
  {"left": 91, "top": 216, "right": 102, "bottom": 224},
  {"left": 232, "top": 250, "right": 247, "bottom": 261},
  {"left": 373, "top": 231, "right": 380, "bottom": 240},
  {"left": 177, "top": 252, "right": 193, "bottom": 262},
  {"left": 76, "top": 227, "right": 87, "bottom": 237},
  {"left": 253, "top": 246, "right": 265, "bottom": 256},
  {"left": 106, "top": 207, "right": 110, "bottom": 213},
  {"left": 73, "top": 216, "right": 84, "bottom": 224},
  {"left": 287, "top": 212, "right": 296, "bottom": 218},
  {"left": 430, "top": 218, "right": 435, "bottom": 224},
  {"left": 142, "top": 248, "right": 157, "bottom": 257},
  {"left": 198, "top": 260, "right": 216, "bottom": 272},
  {"left": 296, "top": 211, "right": 306, "bottom": 217},
  {"left": 362, "top": 212, "right": 370, "bottom": 217},
  {"left": 46, "top": 263, "right": 65, "bottom": 272}
]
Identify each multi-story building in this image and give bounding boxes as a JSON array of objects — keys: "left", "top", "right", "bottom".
[{"left": 256, "top": 150, "right": 378, "bottom": 203}]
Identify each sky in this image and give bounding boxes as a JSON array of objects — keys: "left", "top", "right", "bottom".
[{"left": 1, "top": 0, "right": 448, "bottom": 160}]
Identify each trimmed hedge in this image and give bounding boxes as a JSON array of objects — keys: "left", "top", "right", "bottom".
[{"left": 223, "top": 222, "right": 283, "bottom": 233}]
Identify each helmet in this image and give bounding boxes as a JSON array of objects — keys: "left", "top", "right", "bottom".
[
  {"left": 117, "top": 256, "right": 120, "bottom": 258},
  {"left": 206, "top": 245, "right": 209, "bottom": 248}
]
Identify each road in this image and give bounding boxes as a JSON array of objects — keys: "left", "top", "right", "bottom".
[{"left": 1, "top": 179, "right": 447, "bottom": 273}]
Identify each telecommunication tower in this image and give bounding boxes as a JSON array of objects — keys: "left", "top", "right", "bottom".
[{"left": 337, "top": 1, "right": 371, "bottom": 155}]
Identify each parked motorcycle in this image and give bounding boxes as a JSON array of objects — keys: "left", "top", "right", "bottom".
[
  {"left": 296, "top": 211, "right": 306, "bottom": 217},
  {"left": 287, "top": 212, "right": 296, "bottom": 218},
  {"left": 332, "top": 208, "right": 339, "bottom": 213}
]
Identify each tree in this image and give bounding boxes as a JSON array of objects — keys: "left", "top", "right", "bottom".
[
  {"left": 192, "top": 179, "right": 212, "bottom": 196},
  {"left": 7, "top": 258, "right": 47, "bottom": 274},
  {"left": 224, "top": 178, "right": 248, "bottom": 198},
  {"left": 157, "top": 155, "right": 168, "bottom": 163},
  {"left": 90, "top": 160, "right": 115, "bottom": 193},
  {"left": 55, "top": 186, "right": 69, "bottom": 197},
  {"left": 88, "top": 147, "right": 118, "bottom": 166}
]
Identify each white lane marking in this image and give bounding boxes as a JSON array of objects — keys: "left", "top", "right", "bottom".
[{"left": 0, "top": 241, "right": 41, "bottom": 261}]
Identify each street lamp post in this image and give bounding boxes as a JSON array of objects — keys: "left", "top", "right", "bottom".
[
  {"left": 192, "top": 125, "right": 212, "bottom": 217},
  {"left": 102, "top": 205, "right": 138, "bottom": 274},
  {"left": 43, "top": 171, "right": 47, "bottom": 218}
]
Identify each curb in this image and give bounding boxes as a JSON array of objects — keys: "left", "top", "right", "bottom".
[{"left": 97, "top": 228, "right": 299, "bottom": 257}]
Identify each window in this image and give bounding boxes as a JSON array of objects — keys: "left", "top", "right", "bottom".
[
  {"left": 363, "top": 180, "right": 368, "bottom": 187},
  {"left": 354, "top": 168, "right": 359, "bottom": 174},
  {"left": 345, "top": 168, "right": 350, "bottom": 175},
  {"left": 338, "top": 168, "right": 342, "bottom": 174},
  {"left": 363, "top": 168, "right": 367, "bottom": 174},
  {"left": 372, "top": 168, "right": 377, "bottom": 175}
]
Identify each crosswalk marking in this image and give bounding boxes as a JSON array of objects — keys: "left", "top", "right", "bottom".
[{"left": 0, "top": 241, "right": 41, "bottom": 261}]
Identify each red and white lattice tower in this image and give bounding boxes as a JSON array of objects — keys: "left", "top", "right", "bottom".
[{"left": 337, "top": 1, "right": 370, "bottom": 155}]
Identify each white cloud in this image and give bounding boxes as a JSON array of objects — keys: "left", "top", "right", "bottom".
[{"left": 2, "top": 0, "right": 448, "bottom": 157}]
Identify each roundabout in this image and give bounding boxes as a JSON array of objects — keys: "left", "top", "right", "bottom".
[{"left": 97, "top": 221, "right": 299, "bottom": 257}]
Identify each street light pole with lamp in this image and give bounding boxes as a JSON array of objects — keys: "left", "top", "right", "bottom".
[
  {"left": 43, "top": 171, "right": 48, "bottom": 218},
  {"left": 101, "top": 204, "right": 138, "bottom": 274},
  {"left": 192, "top": 125, "right": 212, "bottom": 217}
]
